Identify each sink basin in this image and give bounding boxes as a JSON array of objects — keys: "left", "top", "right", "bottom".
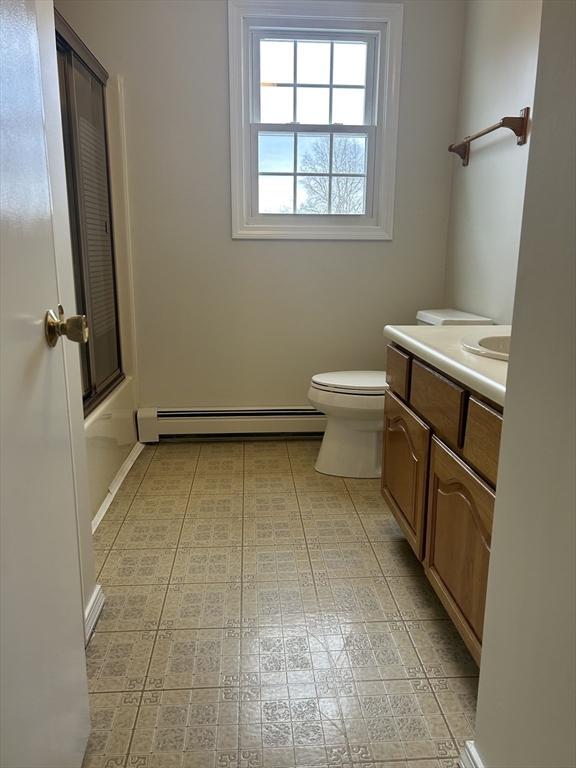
[{"left": 462, "top": 333, "right": 511, "bottom": 361}]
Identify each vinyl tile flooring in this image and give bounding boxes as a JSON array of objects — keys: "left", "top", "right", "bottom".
[{"left": 84, "top": 439, "right": 478, "bottom": 768}]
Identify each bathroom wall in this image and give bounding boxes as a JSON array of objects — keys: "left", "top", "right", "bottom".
[
  {"left": 471, "top": 1, "right": 576, "bottom": 765},
  {"left": 55, "top": 0, "right": 465, "bottom": 409},
  {"left": 83, "top": 78, "right": 139, "bottom": 518},
  {"left": 444, "top": 0, "right": 542, "bottom": 323}
]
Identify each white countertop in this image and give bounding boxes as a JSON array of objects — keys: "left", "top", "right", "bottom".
[{"left": 383, "top": 325, "right": 510, "bottom": 406}]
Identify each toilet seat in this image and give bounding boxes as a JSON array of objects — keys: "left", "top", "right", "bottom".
[{"left": 311, "top": 370, "right": 388, "bottom": 396}]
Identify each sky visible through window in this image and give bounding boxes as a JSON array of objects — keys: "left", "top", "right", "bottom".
[
  {"left": 257, "top": 37, "right": 369, "bottom": 215},
  {"left": 260, "top": 137, "right": 291, "bottom": 170}
]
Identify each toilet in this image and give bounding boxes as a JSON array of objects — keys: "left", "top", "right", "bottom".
[
  {"left": 308, "top": 308, "right": 493, "bottom": 478},
  {"left": 308, "top": 371, "right": 389, "bottom": 478}
]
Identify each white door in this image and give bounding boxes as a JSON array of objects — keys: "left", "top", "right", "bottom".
[{"left": 0, "top": 0, "right": 92, "bottom": 766}]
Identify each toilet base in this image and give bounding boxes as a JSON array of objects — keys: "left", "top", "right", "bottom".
[{"left": 314, "top": 417, "right": 383, "bottom": 478}]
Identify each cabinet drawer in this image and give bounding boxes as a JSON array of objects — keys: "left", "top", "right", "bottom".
[
  {"left": 386, "top": 345, "right": 410, "bottom": 400},
  {"left": 410, "top": 360, "right": 466, "bottom": 447},
  {"left": 381, "top": 391, "right": 430, "bottom": 560},
  {"left": 425, "top": 438, "right": 494, "bottom": 664},
  {"left": 463, "top": 398, "right": 503, "bottom": 486}
]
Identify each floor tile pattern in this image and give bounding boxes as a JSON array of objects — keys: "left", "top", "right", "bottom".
[{"left": 86, "top": 440, "right": 477, "bottom": 767}]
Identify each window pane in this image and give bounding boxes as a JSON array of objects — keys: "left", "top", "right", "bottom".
[
  {"left": 297, "top": 134, "right": 330, "bottom": 173},
  {"left": 259, "top": 175, "right": 294, "bottom": 213},
  {"left": 258, "top": 133, "right": 294, "bottom": 172},
  {"left": 260, "top": 85, "right": 294, "bottom": 122},
  {"left": 331, "top": 176, "right": 366, "bottom": 214},
  {"left": 333, "top": 135, "right": 367, "bottom": 174},
  {"left": 332, "top": 88, "right": 365, "bottom": 124},
  {"left": 260, "top": 40, "right": 294, "bottom": 83},
  {"left": 333, "top": 42, "right": 367, "bottom": 85},
  {"left": 297, "top": 41, "right": 330, "bottom": 84},
  {"left": 296, "top": 87, "right": 329, "bottom": 124},
  {"left": 297, "top": 176, "right": 329, "bottom": 214}
]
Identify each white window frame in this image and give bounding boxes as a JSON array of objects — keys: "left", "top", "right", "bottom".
[{"left": 228, "top": 0, "right": 403, "bottom": 240}]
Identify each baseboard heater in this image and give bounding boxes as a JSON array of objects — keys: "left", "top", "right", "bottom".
[{"left": 137, "top": 406, "right": 326, "bottom": 442}]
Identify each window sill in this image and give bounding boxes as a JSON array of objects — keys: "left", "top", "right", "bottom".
[{"left": 232, "top": 223, "right": 393, "bottom": 240}]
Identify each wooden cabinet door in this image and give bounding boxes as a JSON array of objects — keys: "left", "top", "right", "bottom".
[
  {"left": 425, "top": 438, "right": 495, "bottom": 664},
  {"left": 381, "top": 391, "right": 430, "bottom": 560}
]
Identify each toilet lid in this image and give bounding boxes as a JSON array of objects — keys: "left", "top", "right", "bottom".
[{"left": 311, "top": 370, "right": 388, "bottom": 394}]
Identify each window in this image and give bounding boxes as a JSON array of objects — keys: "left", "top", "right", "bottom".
[
  {"left": 228, "top": 0, "right": 403, "bottom": 239},
  {"left": 56, "top": 12, "right": 123, "bottom": 414},
  {"left": 255, "top": 34, "right": 374, "bottom": 216}
]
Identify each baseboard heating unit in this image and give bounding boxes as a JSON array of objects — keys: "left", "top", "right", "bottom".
[{"left": 137, "top": 407, "right": 326, "bottom": 442}]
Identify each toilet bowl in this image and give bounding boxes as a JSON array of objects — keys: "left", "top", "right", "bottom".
[{"left": 307, "top": 371, "right": 388, "bottom": 478}]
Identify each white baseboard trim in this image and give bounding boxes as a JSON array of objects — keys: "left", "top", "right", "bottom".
[
  {"left": 92, "top": 442, "right": 145, "bottom": 532},
  {"left": 460, "top": 741, "right": 485, "bottom": 768},
  {"left": 84, "top": 583, "right": 105, "bottom": 642},
  {"left": 91, "top": 491, "right": 114, "bottom": 533},
  {"left": 109, "top": 441, "right": 145, "bottom": 495}
]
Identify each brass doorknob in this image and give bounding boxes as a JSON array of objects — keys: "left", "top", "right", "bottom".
[{"left": 45, "top": 304, "right": 89, "bottom": 347}]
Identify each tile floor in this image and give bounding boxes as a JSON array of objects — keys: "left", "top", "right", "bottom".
[{"left": 85, "top": 439, "right": 478, "bottom": 768}]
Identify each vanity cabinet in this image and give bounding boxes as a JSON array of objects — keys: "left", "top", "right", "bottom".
[
  {"left": 382, "top": 343, "right": 502, "bottom": 664},
  {"left": 381, "top": 391, "right": 430, "bottom": 559},
  {"left": 425, "top": 438, "right": 494, "bottom": 663}
]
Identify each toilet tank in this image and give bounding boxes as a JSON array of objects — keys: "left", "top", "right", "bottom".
[{"left": 416, "top": 308, "right": 493, "bottom": 326}]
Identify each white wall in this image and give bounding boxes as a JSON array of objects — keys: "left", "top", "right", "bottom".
[
  {"left": 55, "top": 0, "right": 465, "bottom": 409},
  {"left": 444, "top": 0, "right": 542, "bottom": 323},
  {"left": 470, "top": 1, "right": 576, "bottom": 765}
]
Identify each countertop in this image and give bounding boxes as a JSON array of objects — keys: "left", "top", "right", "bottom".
[{"left": 383, "top": 325, "right": 510, "bottom": 406}]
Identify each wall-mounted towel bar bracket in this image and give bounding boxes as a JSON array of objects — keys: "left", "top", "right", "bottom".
[{"left": 449, "top": 107, "right": 530, "bottom": 166}]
